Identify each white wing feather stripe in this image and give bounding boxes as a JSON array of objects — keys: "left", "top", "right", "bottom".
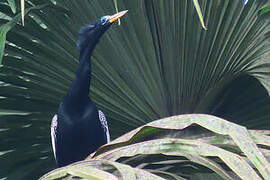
[
  {"left": 51, "top": 115, "right": 58, "bottom": 160},
  {"left": 98, "top": 110, "right": 110, "bottom": 143}
]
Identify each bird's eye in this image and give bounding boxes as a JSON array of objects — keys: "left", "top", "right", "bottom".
[{"left": 101, "top": 18, "right": 107, "bottom": 25}]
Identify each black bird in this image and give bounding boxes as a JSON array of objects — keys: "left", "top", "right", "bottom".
[{"left": 51, "top": 10, "right": 128, "bottom": 167}]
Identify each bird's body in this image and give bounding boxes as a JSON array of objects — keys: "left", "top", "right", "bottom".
[
  {"left": 51, "top": 103, "right": 108, "bottom": 167},
  {"left": 51, "top": 10, "right": 128, "bottom": 167}
]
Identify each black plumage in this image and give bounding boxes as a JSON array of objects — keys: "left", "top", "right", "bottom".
[{"left": 51, "top": 10, "right": 128, "bottom": 167}]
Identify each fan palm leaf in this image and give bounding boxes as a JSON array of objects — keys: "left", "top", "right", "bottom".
[{"left": 0, "top": 0, "right": 270, "bottom": 179}]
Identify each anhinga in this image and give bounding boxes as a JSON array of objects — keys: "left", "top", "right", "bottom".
[{"left": 51, "top": 10, "right": 128, "bottom": 167}]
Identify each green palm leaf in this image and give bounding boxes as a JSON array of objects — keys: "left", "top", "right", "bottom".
[
  {"left": 0, "top": 0, "right": 270, "bottom": 179},
  {"left": 6, "top": 0, "right": 16, "bottom": 14},
  {"left": 40, "top": 114, "right": 270, "bottom": 180}
]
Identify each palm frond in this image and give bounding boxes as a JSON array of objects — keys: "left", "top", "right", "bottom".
[
  {"left": 7, "top": 0, "right": 16, "bottom": 14},
  {"left": 0, "top": 0, "right": 270, "bottom": 179},
  {"left": 40, "top": 114, "right": 270, "bottom": 180}
]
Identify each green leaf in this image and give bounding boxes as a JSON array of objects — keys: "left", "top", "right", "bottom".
[
  {"left": 92, "top": 114, "right": 270, "bottom": 179},
  {"left": 259, "top": 4, "right": 270, "bottom": 15},
  {"left": 20, "top": 0, "right": 25, "bottom": 26},
  {"left": 0, "top": 4, "right": 48, "bottom": 64},
  {"left": 40, "top": 160, "right": 167, "bottom": 180},
  {"left": 192, "top": 0, "right": 207, "bottom": 30},
  {"left": 7, "top": 0, "right": 16, "bottom": 14},
  {"left": 39, "top": 167, "right": 68, "bottom": 180},
  {"left": 105, "top": 160, "right": 137, "bottom": 180},
  {"left": 66, "top": 165, "right": 118, "bottom": 180},
  {"left": 43, "top": 115, "right": 270, "bottom": 180},
  {"left": 182, "top": 155, "right": 234, "bottom": 180}
]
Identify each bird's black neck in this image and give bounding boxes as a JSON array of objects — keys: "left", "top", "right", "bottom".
[{"left": 64, "top": 38, "right": 99, "bottom": 107}]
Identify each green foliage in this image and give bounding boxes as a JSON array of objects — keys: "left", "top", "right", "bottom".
[
  {"left": 259, "top": 4, "right": 270, "bottom": 15},
  {"left": 40, "top": 114, "right": 270, "bottom": 180},
  {"left": 0, "top": 4, "right": 48, "bottom": 64},
  {"left": 6, "top": 0, "right": 16, "bottom": 14},
  {"left": 0, "top": 0, "right": 270, "bottom": 179},
  {"left": 192, "top": 0, "right": 207, "bottom": 30}
]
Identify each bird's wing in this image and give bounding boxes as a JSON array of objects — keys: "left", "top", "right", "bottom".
[
  {"left": 98, "top": 110, "right": 110, "bottom": 143},
  {"left": 51, "top": 114, "right": 58, "bottom": 160}
]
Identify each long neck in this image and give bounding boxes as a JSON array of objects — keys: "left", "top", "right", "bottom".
[{"left": 65, "top": 37, "right": 99, "bottom": 106}]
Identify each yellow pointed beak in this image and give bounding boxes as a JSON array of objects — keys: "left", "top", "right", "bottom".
[{"left": 108, "top": 10, "right": 128, "bottom": 23}]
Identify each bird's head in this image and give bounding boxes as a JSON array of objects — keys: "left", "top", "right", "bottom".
[{"left": 77, "top": 10, "right": 128, "bottom": 52}]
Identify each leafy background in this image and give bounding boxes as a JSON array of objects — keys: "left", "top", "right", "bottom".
[{"left": 0, "top": 0, "right": 270, "bottom": 179}]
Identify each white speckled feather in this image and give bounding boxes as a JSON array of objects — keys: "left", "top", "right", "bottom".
[
  {"left": 51, "top": 115, "right": 57, "bottom": 160},
  {"left": 98, "top": 110, "right": 110, "bottom": 143}
]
